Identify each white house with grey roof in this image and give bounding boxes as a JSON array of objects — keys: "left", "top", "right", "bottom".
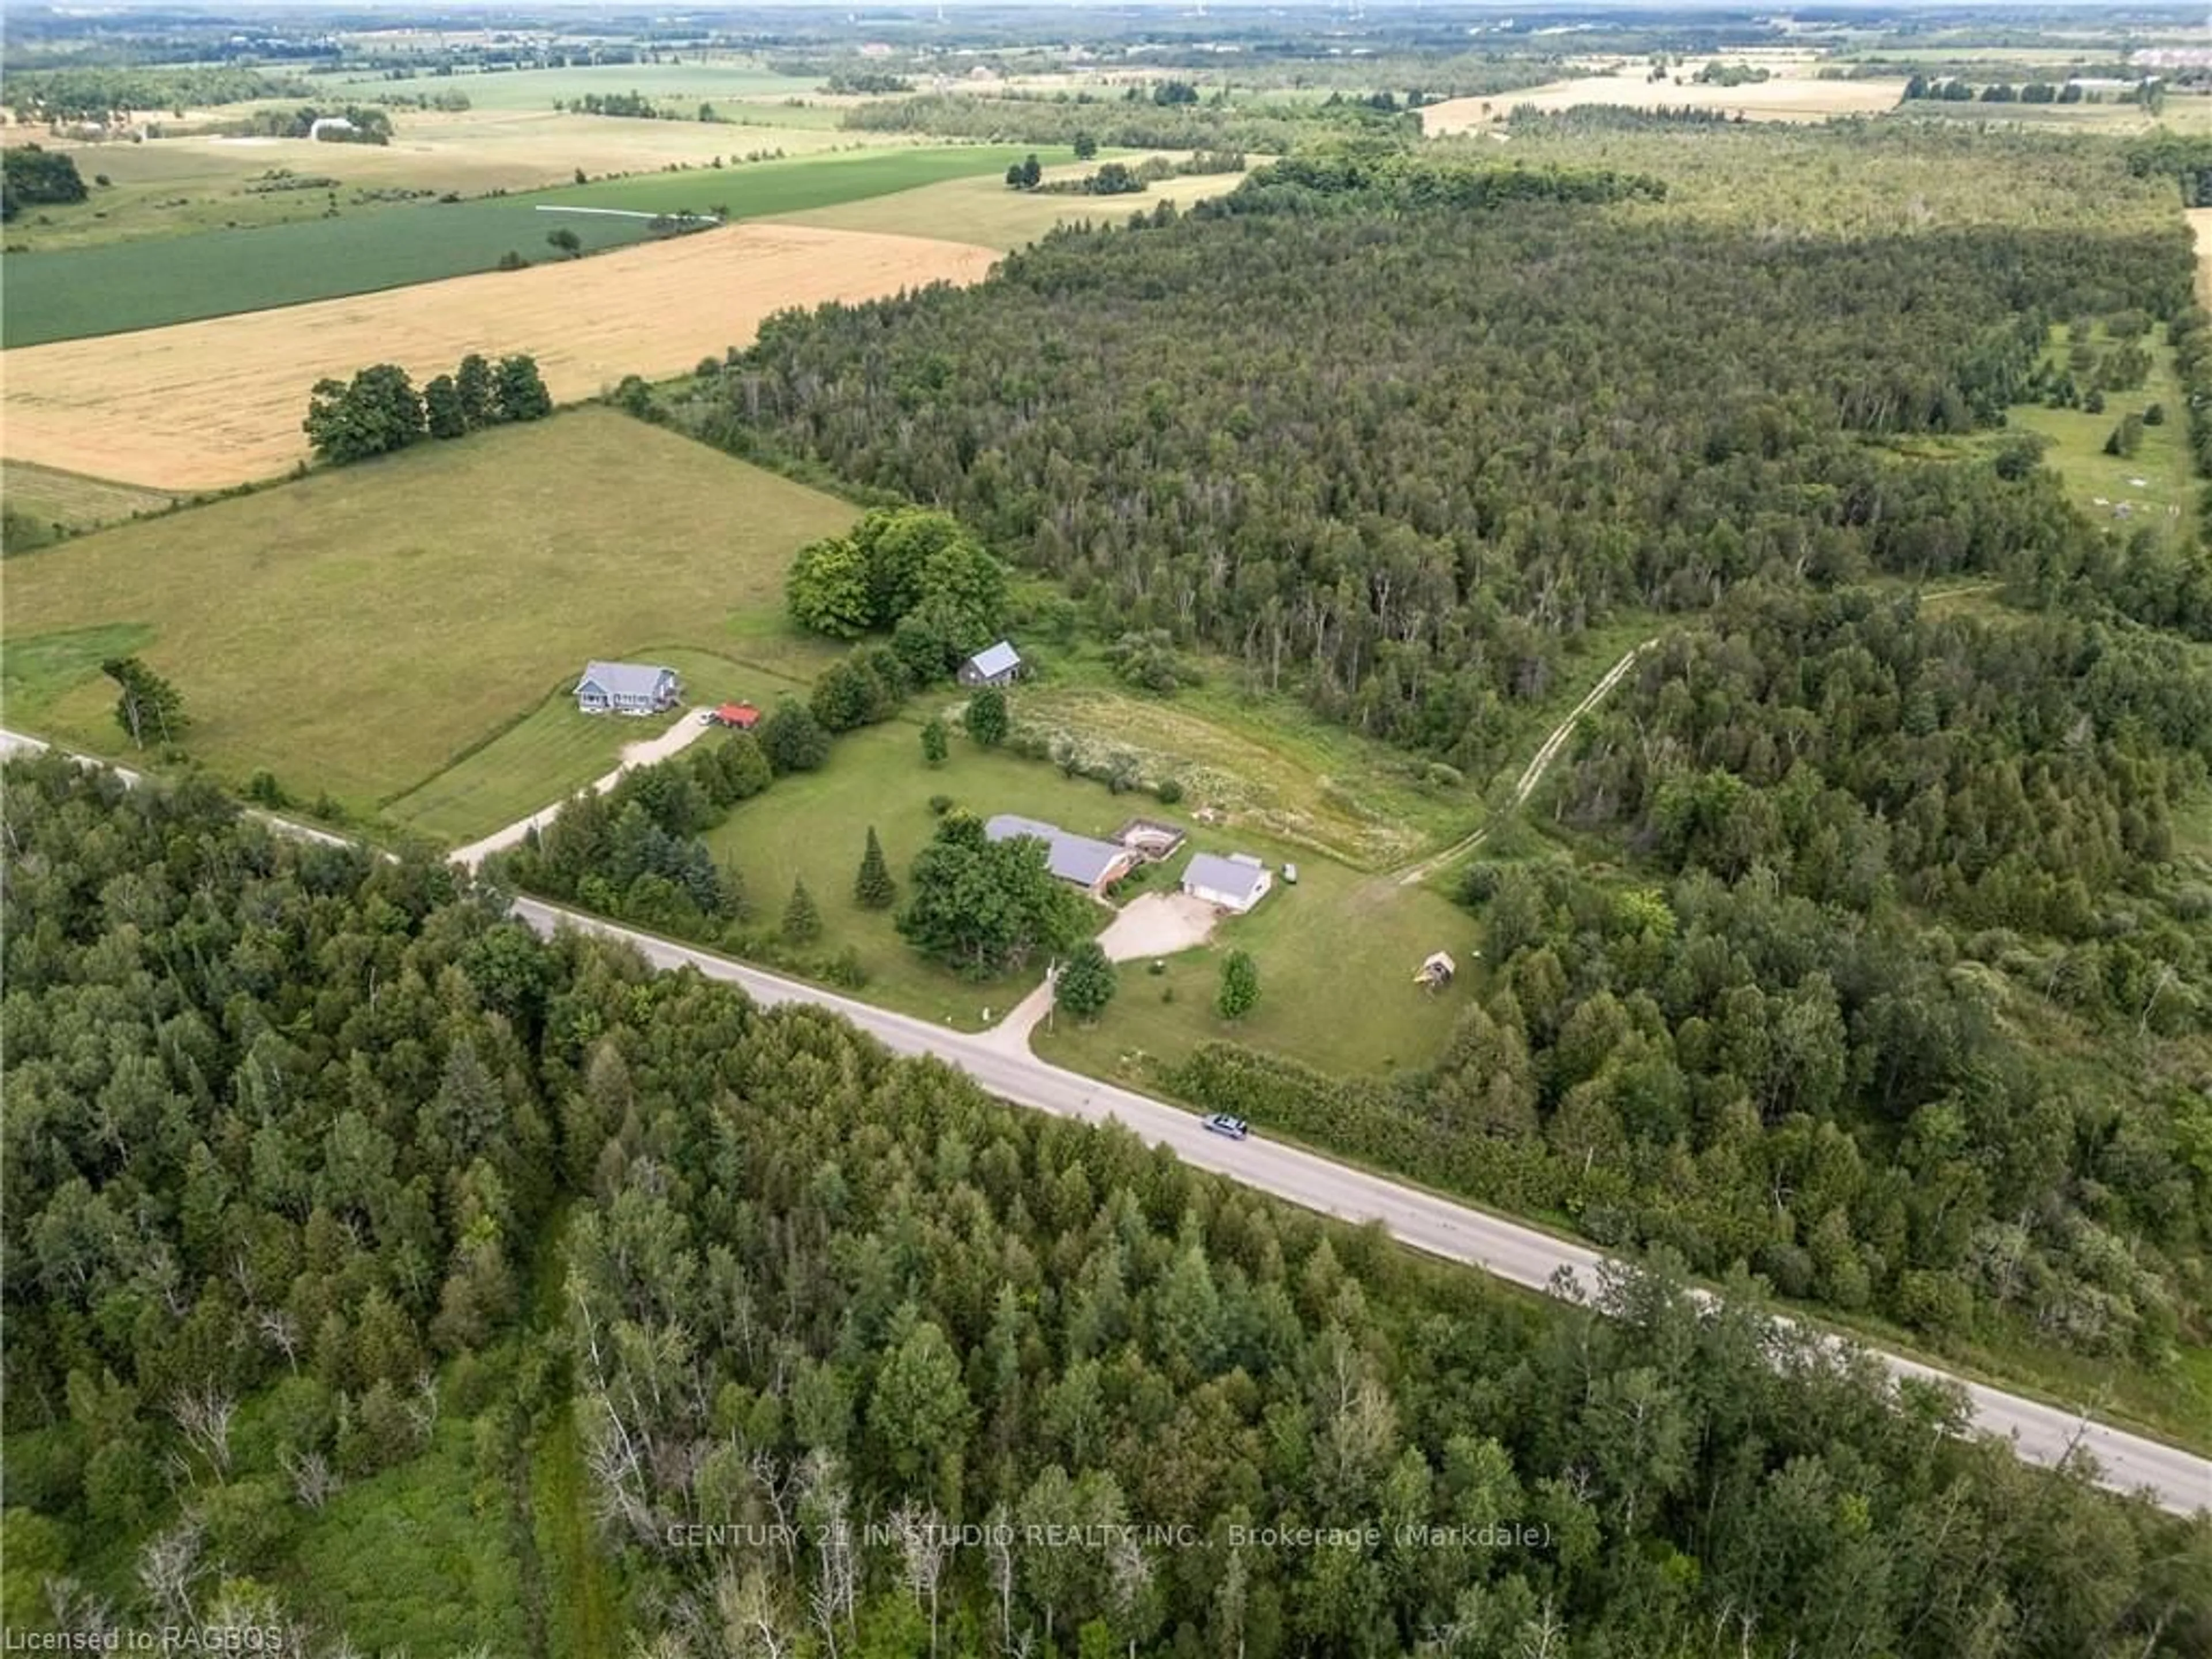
[
  {"left": 985, "top": 813, "right": 1135, "bottom": 895},
  {"left": 575, "top": 661, "right": 681, "bottom": 717},
  {"left": 1183, "top": 851, "right": 1273, "bottom": 914},
  {"left": 960, "top": 641, "right": 1022, "bottom": 688}
]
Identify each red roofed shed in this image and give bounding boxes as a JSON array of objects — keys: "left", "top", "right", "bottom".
[{"left": 714, "top": 702, "right": 760, "bottom": 729}]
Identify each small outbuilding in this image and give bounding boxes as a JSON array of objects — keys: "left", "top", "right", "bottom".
[
  {"left": 576, "top": 661, "right": 681, "bottom": 716},
  {"left": 1183, "top": 851, "right": 1274, "bottom": 914},
  {"left": 712, "top": 702, "right": 761, "bottom": 729},
  {"left": 959, "top": 641, "right": 1022, "bottom": 688},
  {"left": 1415, "top": 951, "right": 1456, "bottom": 991}
]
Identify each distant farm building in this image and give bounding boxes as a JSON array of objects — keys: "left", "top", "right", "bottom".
[
  {"left": 308, "top": 116, "right": 358, "bottom": 141},
  {"left": 959, "top": 641, "right": 1022, "bottom": 688},
  {"left": 986, "top": 813, "right": 1135, "bottom": 895},
  {"left": 1415, "top": 951, "right": 1457, "bottom": 990},
  {"left": 1183, "top": 851, "right": 1273, "bottom": 914},
  {"left": 712, "top": 702, "right": 761, "bottom": 729},
  {"left": 576, "top": 661, "right": 681, "bottom": 716}
]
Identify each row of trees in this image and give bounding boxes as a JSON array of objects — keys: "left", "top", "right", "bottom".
[{"left": 301, "top": 351, "right": 551, "bottom": 465}]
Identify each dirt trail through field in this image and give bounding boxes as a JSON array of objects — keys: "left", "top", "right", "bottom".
[
  {"left": 1392, "top": 639, "right": 1655, "bottom": 888},
  {"left": 2190, "top": 207, "right": 2212, "bottom": 308},
  {"left": 0, "top": 222, "right": 998, "bottom": 491}
]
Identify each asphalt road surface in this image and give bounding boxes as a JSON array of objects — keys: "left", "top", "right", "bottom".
[
  {"left": 512, "top": 895, "right": 2210, "bottom": 1518},
  {"left": 3, "top": 732, "right": 2203, "bottom": 1516}
]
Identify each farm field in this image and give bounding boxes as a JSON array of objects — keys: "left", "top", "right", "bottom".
[
  {"left": 15, "top": 107, "right": 863, "bottom": 253},
  {"left": 1, "top": 143, "right": 1033, "bottom": 346},
  {"left": 1033, "top": 831, "right": 1474, "bottom": 1079},
  {"left": 2192, "top": 207, "right": 2212, "bottom": 305},
  {"left": 2007, "top": 324, "right": 2200, "bottom": 540},
  {"left": 0, "top": 410, "right": 857, "bottom": 813},
  {"left": 0, "top": 459, "right": 177, "bottom": 532},
  {"left": 0, "top": 221, "right": 998, "bottom": 491},
  {"left": 312, "top": 60, "right": 814, "bottom": 111},
  {"left": 1421, "top": 60, "right": 1908, "bottom": 131},
  {"left": 382, "top": 645, "right": 824, "bottom": 844},
  {"left": 777, "top": 156, "right": 1251, "bottom": 248}
]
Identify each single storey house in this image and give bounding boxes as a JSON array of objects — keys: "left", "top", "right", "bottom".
[
  {"left": 712, "top": 702, "right": 761, "bottom": 729},
  {"left": 960, "top": 641, "right": 1022, "bottom": 688},
  {"left": 986, "top": 813, "right": 1135, "bottom": 895},
  {"left": 576, "top": 661, "right": 681, "bottom": 717},
  {"left": 1183, "top": 851, "right": 1273, "bottom": 914}
]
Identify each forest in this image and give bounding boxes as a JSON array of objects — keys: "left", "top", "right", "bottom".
[
  {"left": 670, "top": 121, "right": 2212, "bottom": 1376},
  {"left": 681, "top": 138, "right": 2194, "bottom": 775},
  {"left": 4, "top": 755, "right": 2208, "bottom": 1657}
]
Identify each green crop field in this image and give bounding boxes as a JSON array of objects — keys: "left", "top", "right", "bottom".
[
  {"left": 2, "top": 144, "right": 1035, "bottom": 346},
  {"left": 0, "top": 410, "right": 855, "bottom": 816}
]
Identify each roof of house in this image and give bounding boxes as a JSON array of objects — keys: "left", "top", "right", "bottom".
[
  {"left": 965, "top": 640, "right": 1022, "bottom": 679},
  {"left": 1184, "top": 851, "right": 1271, "bottom": 904},
  {"left": 579, "top": 661, "right": 674, "bottom": 700},
  {"left": 986, "top": 813, "right": 1127, "bottom": 887}
]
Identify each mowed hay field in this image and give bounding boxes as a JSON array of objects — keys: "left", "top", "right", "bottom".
[
  {"left": 2192, "top": 207, "right": 2212, "bottom": 306},
  {"left": 1, "top": 408, "right": 856, "bottom": 813},
  {"left": 0, "top": 222, "right": 997, "bottom": 491},
  {"left": 779, "top": 158, "right": 1252, "bottom": 249},
  {"left": 1421, "top": 59, "right": 1907, "bottom": 131},
  {"left": 1, "top": 460, "right": 178, "bottom": 531}
]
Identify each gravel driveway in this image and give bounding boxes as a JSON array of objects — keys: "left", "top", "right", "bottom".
[{"left": 1095, "top": 892, "right": 1222, "bottom": 961}]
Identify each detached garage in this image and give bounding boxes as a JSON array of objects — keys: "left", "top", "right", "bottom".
[{"left": 1183, "top": 851, "right": 1273, "bottom": 914}]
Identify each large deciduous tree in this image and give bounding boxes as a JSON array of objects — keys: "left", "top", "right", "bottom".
[
  {"left": 897, "top": 812, "right": 1087, "bottom": 976},
  {"left": 302, "top": 364, "right": 426, "bottom": 465}
]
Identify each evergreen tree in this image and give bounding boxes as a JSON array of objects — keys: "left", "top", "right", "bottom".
[
  {"left": 854, "top": 827, "right": 896, "bottom": 910},
  {"left": 964, "top": 687, "right": 1010, "bottom": 748},
  {"left": 921, "top": 716, "right": 950, "bottom": 767},
  {"left": 100, "top": 656, "right": 188, "bottom": 748},
  {"left": 1217, "top": 950, "right": 1260, "bottom": 1021},
  {"left": 1054, "top": 941, "right": 1117, "bottom": 1021},
  {"left": 760, "top": 700, "right": 832, "bottom": 774},
  {"left": 782, "top": 877, "right": 821, "bottom": 944}
]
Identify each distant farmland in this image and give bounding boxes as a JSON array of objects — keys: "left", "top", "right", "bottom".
[{"left": 1, "top": 144, "right": 1036, "bottom": 346}]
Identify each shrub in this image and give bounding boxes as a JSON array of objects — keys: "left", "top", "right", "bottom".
[
  {"left": 1154, "top": 778, "right": 1184, "bottom": 804},
  {"left": 928, "top": 794, "right": 956, "bottom": 816}
]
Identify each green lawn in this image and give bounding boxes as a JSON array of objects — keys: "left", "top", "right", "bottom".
[
  {"left": 385, "top": 645, "right": 823, "bottom": 843},
  {"left": 3, "top": 144, "right": 1036, "bottom": 346},
  {"left": 698, "top": 710, "right": 1474, "bottom": 1069},
  {"left": 2009, "top": 323, "right": 2200, "bottom": 538},
  {"left": 702, "top": 718, "right": 1134, "bottom": 1031},
  {"left": 1, "top": 410, "right": 856, "bottom": 816},
  {"left": 1035, "top": 832, "right": 1476, "bottom": 1080}
]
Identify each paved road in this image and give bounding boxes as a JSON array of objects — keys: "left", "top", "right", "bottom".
[
  {"left": 506, "top": 895, "right": 2209, "bottom": 1517},
  {"left": 5, "top": 730, "right": 2205, "bottom": 1515}
]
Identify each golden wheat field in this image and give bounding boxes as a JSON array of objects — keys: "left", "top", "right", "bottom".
[
  {"left": 2191, "top": 207, "right": 2212, "bottom": 307},
  {"left": 0, "top": 222, "right": 996, "bottom": 491}
]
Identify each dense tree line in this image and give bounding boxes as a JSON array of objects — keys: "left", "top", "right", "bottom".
[
  {"left": 302, "top": 352, "right": 550, "bottom": 465},
  {"left": 679, "top": 154, "right": 2190, "bottom": 772},
  {"left": 1, "top": 65, "right": 313, "bottom": 123},
  {"left": 228, "top": 104, "right": 393, "bottom": 143},
  {"left": 0, "top": 144, "right": 86, "bottom": 221},
  {"left": 840, "top": 91, "right": 1421, "bottom": 156},
  {"left": 2123, "top": 131, "right": 2212, "bottom": 208},
  {"left": 7, "top": 756, "right": 2206, "bottom": 1656}
]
